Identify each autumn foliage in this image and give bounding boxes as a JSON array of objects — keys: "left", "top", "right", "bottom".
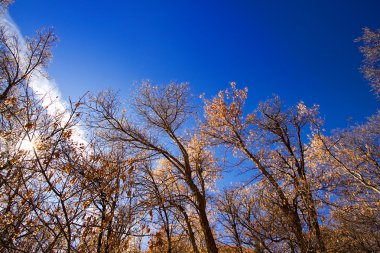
[{"left": 0, "top": 1, "right": 379, "bottom": 252}]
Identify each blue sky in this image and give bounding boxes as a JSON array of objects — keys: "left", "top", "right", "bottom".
[{"left": 8, "top": 0, "right": 380, "bottom": 131}]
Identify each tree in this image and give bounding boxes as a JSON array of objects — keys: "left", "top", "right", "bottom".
[
  {"left": 357, "top": 27, "right": 380, "bottom": 96},
  {"left": 0, "top": 81, "right": 87, "bottom": 251},
  {"left": 0, "top": 25, "right": 56, "bottom": 103},
  {"left": 76, "top": 140, "right": 141, "bottom": 253},
  {"left": 87, "top": 82, "right": 220, "bottom": 253},
  {"left": 139, "top": 160, "right": 181, "bottom": 253},
  {"left": 202, "top": 83, "right": 327, "bottom": 253},
  {"left": 216, "top": 189, "right": 247, "bottom": 253},
  {"left": 309, "top": 112, "right": 380, "bottom": 252},
  {"left": 217, "top": 186, "right": 292, "bottom": 253},
  {"left": 0, "top": 18, "right": 88, "bottom": 251},
  {"left": 303, "top": 27, "right": 380, "bottom": 252}
]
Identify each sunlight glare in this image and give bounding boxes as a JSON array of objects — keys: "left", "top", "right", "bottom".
[{"left": 20, "top": 138, "right": 35, "bottom": 152}]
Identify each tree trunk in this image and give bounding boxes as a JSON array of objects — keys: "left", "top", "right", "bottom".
[
  {"left": 176, "top": 204, "right": 200, "bottom": 253},
  {"left": 197, "top": 198, "right": 218, "bottom": 253}
]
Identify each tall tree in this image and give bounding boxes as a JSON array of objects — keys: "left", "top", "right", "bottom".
[
  {"left": 87, "top": 83, "right": 220, "bottom": 253},
  {"left": 202, "top": 83, "right": 327, "bottom": 253}
]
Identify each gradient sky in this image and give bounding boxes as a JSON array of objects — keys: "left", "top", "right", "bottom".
[{"left": 8, "top": 0, "right": 380, "bottom": 131}]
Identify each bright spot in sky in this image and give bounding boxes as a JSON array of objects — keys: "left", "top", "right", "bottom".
[{"left": 20, "top": 138, "right": 35, "bottom": 152}]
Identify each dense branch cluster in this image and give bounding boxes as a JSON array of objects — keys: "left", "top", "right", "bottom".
[{"left": 0, "top": 3, "right": 379, "bottom": 252}]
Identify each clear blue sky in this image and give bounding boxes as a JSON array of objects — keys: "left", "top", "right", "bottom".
[{"left": 9, "top": 0, "right": 379, "bottom": 131}]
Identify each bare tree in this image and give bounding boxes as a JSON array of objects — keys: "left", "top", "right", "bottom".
[
  {"left": 216, "top": 189, "right": 246, "bottom": 253},
  {"left": 0, "top": 25, "right": 57, "bottom": 103},
  {"left": 87, "top": 82, "right": 220, "bottom": 253}
]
